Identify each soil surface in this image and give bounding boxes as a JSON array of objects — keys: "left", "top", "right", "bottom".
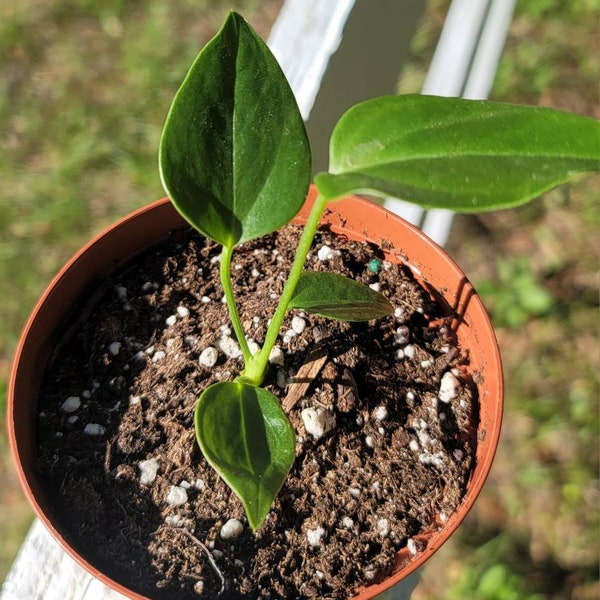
[{"left": 36, "top": 221, "right": 478, "bottom": 599}]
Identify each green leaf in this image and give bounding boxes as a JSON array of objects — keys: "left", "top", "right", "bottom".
[
  {"left": 314, "top": 94, "right": 600, "bottom": 211},
  {"left": 288, "top": 271, "right": 394, "bottom": 320},
  {"left": 159, "top": 11, "right": 311, "bottom": 248},
  {"left": 194, "top": 380, "right": 295, "bottom": 530}
]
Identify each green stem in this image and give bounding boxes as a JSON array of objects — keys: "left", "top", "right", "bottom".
[
  {"left": 243, "top": 193, "right": 329, "bottom": 384},
  {"left": 220, "top": 244, "right": 252, "bottom": 363}
]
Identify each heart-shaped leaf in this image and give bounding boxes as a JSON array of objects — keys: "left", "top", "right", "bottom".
[
  {"left": 194, "top": 380, "right": 295, "bottom": 530},
  {"left": 159, "top": 12, "right": 311, "bottom": 248},
  {"left": 314, "top": 95, "right": 600, "bottom": 210},
  {"left": 288, "top": 271, "right": 394, "bottom": 320}
]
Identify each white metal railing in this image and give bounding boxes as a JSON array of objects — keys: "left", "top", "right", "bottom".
[{"left": 382, "top": 0, "right": 518, "bottom": 247}]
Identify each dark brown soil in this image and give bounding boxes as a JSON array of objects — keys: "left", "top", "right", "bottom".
[{"left": 36, "top": 222, "right": 478, "bottom": 599}]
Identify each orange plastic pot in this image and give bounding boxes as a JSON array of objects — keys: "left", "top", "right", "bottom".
[{"left": 8, "top": 185, "right": 502, "bottom": 599}]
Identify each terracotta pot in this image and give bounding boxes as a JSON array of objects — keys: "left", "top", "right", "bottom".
[{"left": 8, "top": 185, "right": 502, "bottom": 599}]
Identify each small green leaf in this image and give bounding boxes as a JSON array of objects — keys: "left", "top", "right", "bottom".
[
  {"left": 159, "top": 12, "right": 311, "bottom": 248},
  {"left": 195, "top": 381, "right": 295, "bottom": 530},
  {"left": 288, "top": 271, "right": 394, "bottom": 321},
  {"left": 315, "top": 95, "right": 600, "bottom": 210}
]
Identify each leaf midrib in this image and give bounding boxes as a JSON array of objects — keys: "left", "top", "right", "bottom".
[{"left": 334, "top": 150, "right": 596, "bottom": 174}]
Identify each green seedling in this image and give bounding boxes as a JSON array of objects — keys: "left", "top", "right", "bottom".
[{"left": 159, "top": 11, "right": 599, "bottom": 530}]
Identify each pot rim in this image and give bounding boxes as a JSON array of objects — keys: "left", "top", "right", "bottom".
[{"left": 8, "top": 189, "right": 502, "bottom": 599}]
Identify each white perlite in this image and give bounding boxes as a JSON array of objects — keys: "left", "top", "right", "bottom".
[
  {"left": 341, "top": 516, "right": 354, "bottom": 529},
  {"left": 152, "top": 350, "right": 166, "bottom": 362},
  {"left": 199, "top": 347, "right": 218, "bottom": 368},
  {"left": 439, "top": 371, "right": 460, "bottom": 403},
  {"left": 165, "top": 314, "right": 177, "bottom": 327},
  {"left": 218, "top": 336, "right": 242, "bottom": 359},
  {"left": 372, "top": 405, "right": 388, "bottom": 421},
  {"left": 115, "top": 285, "right": 127, "bottom": 300},
  {"left": 393, "top": 326, "right": 410, "bottom": 345},
  {"left": 176, "top": 305, "right": 190, "bottom": 318},
  {"left": 349, "top": 487, "right": 361, "bottom": 498},
  {"left": 166, "top": 485, "right": 188, "bottom": 506},
  {"left": 407, "top": 538, "right": 418, "bottom": 555},
  {"left": 220, "top": 518, "right": 244, "bottom": 540},
  {"left": 306, "top": 526, "right": 326, "bottom": 547},
  {"left": 419, "top": 452, "right": 444, "bottom": 468},
  {"left": 276, "top": 369, "right": 287, "bottom": 388},
  {"left": 397, "top": 345, "right": 417, "bottom": 360},
  {"left": 164, "top": 514, "right": 195, "bottom": 532},
  {"left": 291, "top": 315, "right": 306, "bottom": 335},
  {"left": 60, "top": 396, "right": 81, "bottom": 413},
  {"left": 108, "top": 341, "right": 121, "bottom": 356},
  {"left": 138, "top": 458, "right": 160, "bottom": 485},
  {"left": 282, "top": 329, "right": 296, "bottom": 345},
  {"left": 317, "top": 245, "right": 340, "bottom": 261},
  {"left": 377, "top": 518, "right": 390, "bottom": 538},
  {"left": 268, "top": 346, "right": 285, "bottom": 366},
  {"left": 83, "top": 423, "right": 105, "bottom": 436},
  {"left": 301, "top": 407, "right": 336, "bottom": 439}
]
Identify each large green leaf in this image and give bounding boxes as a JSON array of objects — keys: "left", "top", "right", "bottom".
[
  {"left": 159, "top": 12, "right": 311, "bottom": 248},
  {"left": 194, "top": 381, "right": 295, "bottom": 531},
  {"left": 314, "top": 95, "right": 600, "bottom": 210},
  {"left": 288, "top": 271, "right": 394, "bottom": 321}
]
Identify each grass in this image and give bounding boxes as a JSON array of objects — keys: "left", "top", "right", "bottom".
[{"left": 1, "top": 0, "right": 598, "bottom": 596}]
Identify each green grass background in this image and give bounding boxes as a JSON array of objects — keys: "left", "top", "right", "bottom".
[{"left": 1, "top": 1, "right": 598, "bottom": 598}]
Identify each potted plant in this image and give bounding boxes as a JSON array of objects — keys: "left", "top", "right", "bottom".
[{"left": 8, "top": 11, "right": 599, "bottom": 600}]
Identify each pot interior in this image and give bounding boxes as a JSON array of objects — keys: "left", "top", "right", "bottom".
[{"left": 9, "top": 189, "right": 502, "bottom": 598}]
